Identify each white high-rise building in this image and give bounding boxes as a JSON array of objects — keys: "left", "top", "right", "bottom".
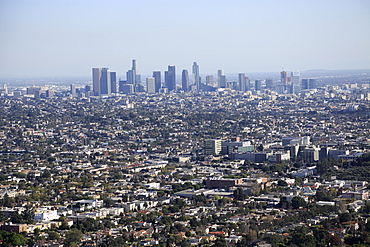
[
  {"left": 217, "top": 70, "right": 224, "bottom": 88},
  {"left": 146, "top": 77, "right": 156, "bottom": 94},
  {"left": 291, "top": 71, "right": 300, "bottom": 94}
]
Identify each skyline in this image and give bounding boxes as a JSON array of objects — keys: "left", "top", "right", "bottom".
[{"left": 1, "top": 0, "right": 370, "bottom": 78}]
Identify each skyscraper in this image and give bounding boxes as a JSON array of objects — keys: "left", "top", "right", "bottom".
[
  {"left": 265, "top": 79, "right": 274, "bottom": 90},
  {"left": 146, "top": 77, "right": 155, "bottom": 94},
  {"left": 277, "top": 70, "right": 289, "bottom": 94},
  {"left": 132, "top": 59, "right": 139, "bottom": 85},
  {"left": 126, "top": 70, "right": 135, "bottom": 85},
  {"left": 100, "top": 68, "right": 111, "bottom": 95},
  {"left": 301, "top": 79, "right": 309, "bottom": 90},
  {"left": 255, "top": 80, "right": 262, "bottom": 91},
  {"left": 110, "top": 72, "right": 117, "bottom": 93},
  {"left": 280, "top": 71, "right": 288, "bottom": 85},
  {"left": 192, "top": 62, "right": 200, "bottom": 91},
  {"left": 92, "top": 68, "right": 102, "bottom": 96},
  {"left": 206, "top": 75, "right": 214, "bottom": 86},
  {"left": 182, "top": 69, "right": 189, "bottom": 92},
  {"left": 132, "top": 59, "right": 137, "bottom": 73},
  {"left": 92, "top": 68, "right": 111, "bottom": 96},
  {"left": 217, "top": 70, "right": 224, "bottom": 88},
  {"left": 291, "top": 71, "right": 300, "bottom": 94},
  {"left": 70, "top": 84, "right": 76, "bottom": 96},
  {"left": 238, "top": 73, "right": 246, "bottom": 92},
  {"left": 309, "top": 79, "right": 317, "bottom": 89},
  {"left": 126, "top": 59, "right": 141, "bottom": 86},
  {"left": 118, "top": 80, "right": 127, "bottom": 93},
  {"left": 165, "top": 65, "right": 176, "bottom": 92},
  {"left": 220, "top": 75, "right": 227, "bottom": 88},
  {"left": 153, "top": 71, "right": 162, "bottom": 93}
]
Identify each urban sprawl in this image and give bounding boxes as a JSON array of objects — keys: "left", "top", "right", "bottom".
[{"left": 0, "top": 62, "right": 370, "bottom": 247}]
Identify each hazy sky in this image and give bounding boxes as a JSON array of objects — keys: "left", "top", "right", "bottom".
[{"left": 0, "top": 0, "right": 369, "bottom": 77}]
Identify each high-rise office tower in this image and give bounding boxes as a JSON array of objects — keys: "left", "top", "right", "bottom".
[
  {"left": 301, "top": 78, "right": 316, "bottom": 90},
  {"left": 110, "top": 72, "right": 117, "bottom": 93},
  {"left": 277, "top": 70, "right": 289, "bottom": 94},
  {"left": 220, "top": 75, "right": 227, "bottom": 88},
  {"left": 192, "top": 62, "right": 200, "bottom": 91},
  {"left": 132, "top": 59, "right": 139, "bottom": 84},
  {"left": 246, "top": 77, "right": 251, "bottom": 91},
  {"left": 122, "top": 84, "right": 134, "bottom": 94},
  {"left": 291, "top": 71, "right": 300, "bottom": 94},
  {"left": 92, "top": 68, "right": 111, "bottom": 96},
  {"left": 182, "top": 69, "right": 189, "bottom": 92},
  {"left": 165, "top": 65, "right": 176, "bottom": 92},
  {"left": 126, "top": 70, "right": 134, "bottom": 85},
  {"left": 255, "top": 80, "right": 262, "bottom": 91},
  {"left": 118, "top": 80, "right": 127, "bottom": 92},
  {"left": 126, "top": 59, "right": 141, "bottom": 86},
  {"left": 70, "top": 84, "right": 76, "bottom": 96},
  {"left": 206, "top": 75, "right": 214, "bottom": 86},
  {"left": 153, "top": 71, "right": 162, "bottom": 93},
  {"left": 265, "top": 79, "right": 274, "bottom": 90},
  {"left": 280, "top": 71, "right": 288, "bottom": 85},
  {"left": 136, "top": 74, "right": 141, "bottom": 85},
  {"left": 2, "top": 84, "right": 8, "bottom": 95},
  {"left": 230, "top": 81, "right": 239, "bottom": 91},
  {"left": 126, "top": 70, "right": 135, "bottom": 85},
  {"left": 132, "top": 59, "right": 137, "bottom": 73},
  {"left": 135, "top": 83, "right": 145, "bottom": 93},
  {"left": 100, "top": 68, "right": 111, "bottom": 95},
  {"left": 146, "top": 77, "right": 155, "bottom": 94},
  {"left": 238, "top": 73, "right": 247, "bottom": 92},
  {"left": 301, "top": 79, "right": 309, "bottom": 90},
  {"left": 92, "top": 68, "right": 102, "bottom": 96},
  {"left": 309, "top": 79, "right": 317, "bottom": 89},
  {"left": 217, "top": 70, "right": 224, "bottom": 88}
]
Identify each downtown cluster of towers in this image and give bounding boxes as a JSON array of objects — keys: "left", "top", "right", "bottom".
[{"left": 91, "top": 60, "right": 317, "bottom": 96}]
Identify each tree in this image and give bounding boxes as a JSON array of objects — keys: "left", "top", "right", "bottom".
[
  {"left": 21, "top": 207, "right": 35, "bottom": 224},
  {"left": 313, "top": 229, "right": 329, "bottom": 246},
  {"left": 168, "top": 205, "right": 180, "bottom": 213},
  {"left": 327, "top": 234, "right": 343, "bottom": 246},
  {"left": 316, "top": 189, "right": 334, "bottom": 201},
  {"left": 10, "top": 212, "right": 22, "bottom": 224},
  {"left": 48, "top": 231, "right": 60, "bottom": 240},
  {"left": 344, "top": 235, "right": 363, "bottom": 245},
  {"left": 277, "top": 196, "right": 290, "bottom": 209},
  {"left": 290, "top": 233, "right": 316, "bottom": 247},
  {"left": 233, "top": 188, "right": 247, "bottom": 201},
  {"left": 0, "top": 231, "right": 26, "bottom": 247},
  {"left": 65, "top": 228, "right": 82, "bottom": 247},
  {"left": 277, "top": 180, "right": 288, "bottom": 187},
  {"left": 291, "top": 196, "right": 307, "bottom": 209},
  {"left": 213, "top": 236, "right": 227, "bottom": 247},
  {"left": 1, "top": 194, "right": 14, "bottom": 207},
  {"left": 250, "top": 183, "right": 261, "bottom": 196},
  {"left": 180, "top": 239, "right": 191, "bottom": 247},
  {"left": 338, "top": 212, "right": 352, "bottom": 223},
  {"left": 263, "top": 233, "right": 285, "bottom": 247}
]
